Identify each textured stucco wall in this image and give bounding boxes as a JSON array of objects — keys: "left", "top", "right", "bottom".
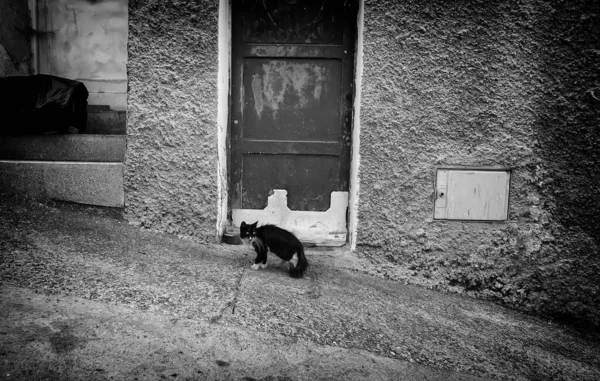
[
  {"left": 126, "top": 0, "right": 220, "bottom": 242},
  {"left": 357, "top": 0, "right": 600, "bottom": 329},
  {"left": 0, "top": 0, "right": 31, "bottom": 76}
]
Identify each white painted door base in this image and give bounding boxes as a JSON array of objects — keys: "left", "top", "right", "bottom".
[{"left": 232, "top": 189, "right": 348, "bottom": 247}]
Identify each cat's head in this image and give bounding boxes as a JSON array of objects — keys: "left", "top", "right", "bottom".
[{"left": 239, "top": 221, "right": 258, "bottom": 239}]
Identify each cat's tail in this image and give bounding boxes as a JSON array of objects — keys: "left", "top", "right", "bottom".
[{"left": 288, "top": 246, "right": 308, "bottom": 278}]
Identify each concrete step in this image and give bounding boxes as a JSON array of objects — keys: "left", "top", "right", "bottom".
[
  {"left": 0, "top": 135, "right": 126, "bottom": 162},
  {"left": 0, "top": 160, "right": 124, "bottom": 207},
  {"left": 0, "top": 134, "right": 125, "bottom": 207},
  {"left": 86, "top": 107, "right": 126, "bottom": 135}
]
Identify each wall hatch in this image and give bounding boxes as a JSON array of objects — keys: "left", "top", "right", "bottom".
[{"left": 434, "top": 169, "right": 511, "bottom": 221}]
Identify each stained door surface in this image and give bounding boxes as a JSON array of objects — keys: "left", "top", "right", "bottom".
[{"left": 230, "top": 0, "right": 357, "bottom": 241}]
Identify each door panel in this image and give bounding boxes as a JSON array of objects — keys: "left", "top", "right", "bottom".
[
  {"left": 243, "top": 59, "right": 342, "bottom": 141},
  {"left": 242, "top": 154, "right": 340, "bottom": 211},
  {"left": 240, "top": 0, "right": 344, "bottom": 44},
  {"left": 230, "top": 0, "right": 357, "bottom": 244}
]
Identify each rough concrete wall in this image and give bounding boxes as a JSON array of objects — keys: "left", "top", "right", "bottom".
[
  {"left": 126, "top": 0, "right": 220, "bottom": 242},
  {"left": 358, "top": 0, "right": 600, "bottom": 329},
  {"left": 0, "top": 0, "right": 31, "bottom": 76}
]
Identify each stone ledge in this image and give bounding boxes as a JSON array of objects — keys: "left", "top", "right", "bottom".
[
  {"left": 0, "top": 135, "right": 126, "bottom": 162},
  {"left": 87, "top": 109, "right": 127, "bottom": 135},
  {"left": 0, "top": 160, "right": 124, "bottom": 207}
]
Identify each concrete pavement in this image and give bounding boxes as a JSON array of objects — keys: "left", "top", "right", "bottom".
[{"left": 1, "top": 194, "right": 599, "bottom": 380}]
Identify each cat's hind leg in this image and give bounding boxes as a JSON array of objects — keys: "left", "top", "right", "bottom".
[
  {"left": 273, "top": 258, "right": 286, "bottom": 268},
  {"left": 289, "top": 253, "right": 298, "bottom": 268}
]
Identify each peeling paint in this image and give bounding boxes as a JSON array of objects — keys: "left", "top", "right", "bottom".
[
  {"left": 251, "top": 61, "right": 326, "bottom": 119},
  {"left": 250, "top": 74, "right": 264, "bottom": 117}
]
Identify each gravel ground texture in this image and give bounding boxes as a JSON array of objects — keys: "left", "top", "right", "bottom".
[{"left": 1, "top": 193, "right": 599, "bottom": 380}]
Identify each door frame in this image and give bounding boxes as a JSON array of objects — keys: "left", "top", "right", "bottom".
[{"left": 216, "top": 0, "right": 365, "bottom": 250}]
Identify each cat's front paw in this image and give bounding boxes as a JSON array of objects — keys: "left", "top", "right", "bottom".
[
  {"left": 251, "top": 263, "right": 267, "bottom": 270},
  {"left": 251, "top": 264, "right": 260, "bottom": 270}
]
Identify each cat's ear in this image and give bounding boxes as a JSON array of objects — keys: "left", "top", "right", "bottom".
[
  {"left": 251, "top": 221, "right": 258, "bottom": 228},
  {"left": 240, "top": 221, "right": 247, "bottom": 228}
]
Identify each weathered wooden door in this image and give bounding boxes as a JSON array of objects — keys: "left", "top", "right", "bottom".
[{"left": 230, "top": 0, "right": 357, "bottom": 245}]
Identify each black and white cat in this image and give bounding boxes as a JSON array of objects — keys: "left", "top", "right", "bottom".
[{"left": 239, "top": 221, "right": 309, "bottom": 278}]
